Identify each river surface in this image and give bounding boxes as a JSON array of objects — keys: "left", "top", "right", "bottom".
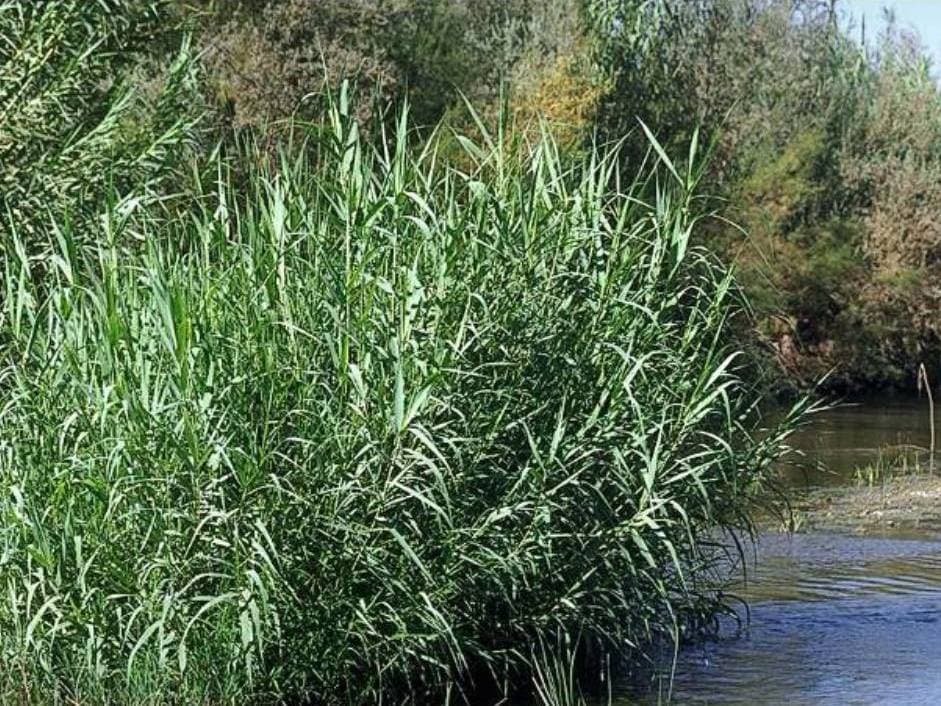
[
  {"left": 783, "top": 394, "right": 933, "bottom": 485},
  {"left": 619, "top": 396, "right": 941, "bottom": 705}
]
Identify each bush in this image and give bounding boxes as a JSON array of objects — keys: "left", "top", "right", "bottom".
[
  {"left": 197, "top": 0, "right": 549, "bottom": 133},
  {"left": 199, "top": 0, "right": 399, "bottom": 130},
  {"left": 0, "top": 96, "right": 800, "bottom": 703}
]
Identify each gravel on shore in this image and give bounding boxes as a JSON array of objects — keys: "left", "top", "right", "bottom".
[{"left": 772, "top": 475, "right": 941, "bottom": 537}]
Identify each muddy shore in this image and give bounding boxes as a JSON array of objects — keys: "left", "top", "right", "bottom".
[{"left": 775, "top": 475, "right": 941, "bottom": 536}]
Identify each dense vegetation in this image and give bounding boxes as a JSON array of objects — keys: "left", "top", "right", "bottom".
[
  {"left": 2, "top": 0, "right": 932, "bottom": 703},
  {"left": 0, "top": 65, "right": 802, "bottom": 706},
  {"left": 187, "top": 0, "right": 941, "bottom": 392},
  {"left": 587, "top": 0, "right": 941, "bottom": 392},
  {"left": 7, "top": 0, "right": 940, "bottom": 389}
]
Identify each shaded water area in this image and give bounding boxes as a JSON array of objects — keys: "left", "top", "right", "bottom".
[
  {"left": 619, "top": 397, "right": 941, "bottom": 705},
  {"left": 782, "top": 395, "right": 933, "bottom": 486}
]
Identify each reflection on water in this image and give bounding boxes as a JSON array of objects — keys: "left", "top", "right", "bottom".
[
  {"left": 782, "top": 396, "right": 933, "bottom": 486},
  {"left": 621, "top": 533, "right": 941, "bottom": 705},
  {"left": 739, "top": 532, "right": 941, "bottom": 602}
]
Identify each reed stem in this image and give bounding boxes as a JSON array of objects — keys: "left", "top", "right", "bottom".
[{"left": 918, "top": 363, "right": 936, "bottom": 474}]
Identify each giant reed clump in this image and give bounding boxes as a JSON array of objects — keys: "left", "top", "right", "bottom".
[{"left": 0, "top": 95, "right": 803, "bottom": 703}]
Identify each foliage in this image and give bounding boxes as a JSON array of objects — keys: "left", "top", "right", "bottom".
[
  {"left": 587, "top": 0, "right": 941, "bottom": 390},
  {"left": 0, "top": 0, "right": 199, "bottom": 243},
  {"left": 509, "top": 44, "right": 605, "bottom": 149},
  {"left": 11, "top": 0, "right": 941, "bottom": 700},
  {"left": 198, "top": 0, "right": 399, "bottom": 130},
  {"left": 49, "top": 0, "right": 935, "bottom": 391},
  {"left": 0, "top": 92, "right": 802, "bottom": 702},
  {"left": 195, "top": 0, "right": 553, "bottom": 132}
]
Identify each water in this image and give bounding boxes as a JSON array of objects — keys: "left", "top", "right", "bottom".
[
  {"left": 619, "top": 396, "right": 941, "bottom": 705},
  {"left": 783, "top": 395, "right": 933, "bottom": 486},
  {"left": 622, "top": 533, "right": 941, "bottom": 705}
]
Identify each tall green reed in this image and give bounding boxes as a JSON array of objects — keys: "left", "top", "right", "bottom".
[
  {"left": 0, "top": 92, "right": 805, "bottom": 703},
  {"left": 0, "top": 0, "right": 197, "bottom": 247}
]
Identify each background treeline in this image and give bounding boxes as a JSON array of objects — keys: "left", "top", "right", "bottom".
[
  {"left": 181, "top": 0, "right": 940, "bottom": 393},
  {"left": 588, "top": 0, "right": 941, "bottom": 393}
]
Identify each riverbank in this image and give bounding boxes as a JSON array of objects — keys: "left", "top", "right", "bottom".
[{"left": 781, "top": 474, "right": 941, "bottom": 537}]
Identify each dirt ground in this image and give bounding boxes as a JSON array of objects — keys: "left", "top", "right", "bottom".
[{"left": 773, "top": 475, "right": 941, "bottom": 537}]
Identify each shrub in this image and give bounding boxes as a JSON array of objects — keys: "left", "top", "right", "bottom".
[
  {"left": 511, "top": 51, "right": 603, "bottom": 148},
  {"left": 196, "top": 0, "right": 547, "bottom": 133},
  {"left": 0, "top": 96, "right": 801, "bottom": 703},
  {"left": 199, "top": 0, "right": 400, "bottom": 130}
]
